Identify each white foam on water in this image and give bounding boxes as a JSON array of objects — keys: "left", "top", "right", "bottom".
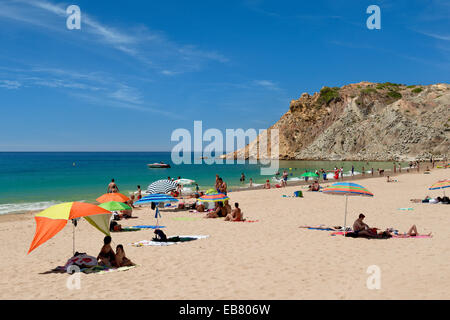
[{"left": 0, "top": 201, "right": 63, "bottom": 215}]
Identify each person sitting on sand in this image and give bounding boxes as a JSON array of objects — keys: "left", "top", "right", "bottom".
[
  {"left": 249, "top": 178, "right": 253, "bottom": 187},
  {"left": 115, "top": 244, "right": 135, "bottom": 267},
  {"left": 386, "top": 176, "right": 398, "bottom": 183},
  {"left": 205, "top": 202, "right": 220, "bottom": 218},
  {"left": 225, "top": 202, "right": 243, "bottom": 221},
  {"left": 264, "top": 180, "right": 271, "bottom": 189},
  {"left": 352, "top": 214, "right": 378, "bottom": 237},
  {"left": 196, "top": 201, "right": 205, "bottom": 212},
  {"left": 127, "top": 194, "right": 136, "bottom": 208},
  {"left": 309, "top": 180, "right": 320, "bottom": 191},
  {"left": 97, "top": 236, "right": 116, "bottom": 267},
  {"left": 136, "top": 185, "right": 142, "bottom": 200},
  {"left": 224, "top": 199, "right": 232, "bottom": 215}
]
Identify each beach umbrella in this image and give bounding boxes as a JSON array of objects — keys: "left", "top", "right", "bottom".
[
  {"left": 96, "top": 192, "right": 130, "bottom": 203},
  {"left": 174, "top": 178, "right": 196, "bottom": 185},
  {"left": 199, "top": 193, "right": 229, "bottom": 202},
  {"left": 135, "top": 194, "right": 178, "bottom": 226},
  {"left": 28, "top": 202, "right": 111, "bottom": 254},
  {"left": 136, "top": 193, "right": 179, "bottom": 205},
  {"left": 146, "top": 179, "right": 178, "bottom": 194},
  {"left": 98, "top": 201, "right": 131, "bottom": 211},
  {"left": 322, "top": 182, "right": 374, "bottom": 234},
  {"left": 301, "top": 172, "right": 319, "bottom": 179},
  {"left": 206, "top": 188, "right": 217, "bottom": 194},
  {"left": 428, "top": 180, "right": 450, "bottom": 196}
]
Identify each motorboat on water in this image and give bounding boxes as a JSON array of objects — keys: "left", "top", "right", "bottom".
[{"left": 147, "top": 162, "right": 171, "bottom": 168}]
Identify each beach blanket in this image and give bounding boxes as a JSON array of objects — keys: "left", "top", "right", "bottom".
[
  {"left": 299, "top": 225, "right": 340, "bottom": 231},
  {"left": 112, "top": 227, "right": 141, "bottom": 232},
  {"left": 131, "top": 235, "right": 209, "bottom": 247},
  {"left": 398, "top": 208, "right": 414, "bottom": 211},
  {"left": 130, "top": 225, "right": 166, "bottom": 229},
  {"left": 48, "top": 264, "right": 137, "bottom": 274}
]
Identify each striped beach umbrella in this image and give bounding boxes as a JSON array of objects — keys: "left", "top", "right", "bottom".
[
  {"left": 322, "top": 182, "right": 374, "bottom": 234},
  {"left": 199, "top": 193, "right": 229, "bottom": 202},
  {"left": 135, "top": 194, "right": 179, "bottom": 205},
  {"left": 146, "top": 179, "right": 178, "bottom": 194},
  {"left": 96, "top": 192, "right": 130, "bottom": 203},
  {"left": 135, "top": 194, "right": 178, "bottom": 227},
  {"left": 28, "top": 202, "right": 111, "bottom": 254},
  {"left": 429, "top": 180, "right": 450, "bottom": 196}
]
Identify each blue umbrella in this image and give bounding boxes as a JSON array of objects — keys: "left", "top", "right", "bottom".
[{"left": 135, "top": 194, "right": 178, "bottom": 226}]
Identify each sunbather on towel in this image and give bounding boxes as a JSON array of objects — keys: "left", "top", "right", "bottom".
[
  {"left": 308, "top": 181, "right": 320, "bottom": 191},
  {"left": 115, "top": 245, "right": 135, "bottom": 267},
  {"left": 205, "top": 202, "right": 225, "bottom": 218},
  {"left": 97, "top": 236, "right": 117, "bottom": 268},
  {"left": 196, "top": 202, "right": 205, "bottom": 212},
  {"left": 396, "top": 225, "right": 432, "bottom": 238},
  {"left": 225, "top": 202, "right": 243, "bottom": 221}
]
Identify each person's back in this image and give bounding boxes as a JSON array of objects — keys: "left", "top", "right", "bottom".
[{"left": 97, "top": 236, "right": 116, "bottom": 267}]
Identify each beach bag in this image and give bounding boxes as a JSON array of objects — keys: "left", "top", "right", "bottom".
[{"left": 294, "top": 191, "right": 303, "bottom": 197}]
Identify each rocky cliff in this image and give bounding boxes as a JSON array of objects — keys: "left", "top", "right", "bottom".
[{"left": 224, "top": 82, "right": 450, "bottom": 161}]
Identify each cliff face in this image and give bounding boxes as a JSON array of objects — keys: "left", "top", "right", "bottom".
[{"left": 224, "top": 82, "right": 450, "bottom": 161}]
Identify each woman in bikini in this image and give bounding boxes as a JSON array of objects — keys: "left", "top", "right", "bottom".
[{"left": 115, "top": 244, "right": 135, "bottom": 267}]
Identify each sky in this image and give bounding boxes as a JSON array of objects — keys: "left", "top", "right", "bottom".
[{"left": 0, "top": 0, "right": 449, "bottom": 151}]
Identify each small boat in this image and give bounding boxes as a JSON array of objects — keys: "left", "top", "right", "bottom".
[{"left": 147, "top": 162, "right": 171, "bottom": 168}]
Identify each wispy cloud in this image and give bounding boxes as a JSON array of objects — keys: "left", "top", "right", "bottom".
[
  {"left": 415, "top": 31, "right": 450, "bottom": 41},
  {"left": 253, "top": 80, "right": 281, "bottom": 91},
  {"left": 0, "top": 0, "right": 228, "bottom": 74},
  {"left": 0, "top": 79, "right": 21, "bottom": 89}
]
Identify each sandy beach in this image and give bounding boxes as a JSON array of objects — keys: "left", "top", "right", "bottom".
[{"left": 0, "top": 168, "right": 448, "bottom": 300}]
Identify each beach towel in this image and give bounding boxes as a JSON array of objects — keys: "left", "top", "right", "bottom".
[
  {"left": 392, "top": 235, "right": 432, "bottom": 239},
  {"left": 119, "top": 227, "right": 141, "bottom": 232},
  {"left": 81, "top": 265, "right": 137, "bottom": 274},
  {"left": 130, "top": 225, "right": 166, "bottom": 229},
  {"left": 131, "top": 235, "right": 209, "bottom": 247},
  {"left": 398, "top": 208, "right": 414, "bottom": 211}
]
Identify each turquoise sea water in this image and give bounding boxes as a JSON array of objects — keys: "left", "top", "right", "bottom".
[{"left": 0, "top": 152, "right": 403, "bottom": 215}]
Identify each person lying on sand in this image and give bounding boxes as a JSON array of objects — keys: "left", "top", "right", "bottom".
[
  {"left": 97, "top": 236, "right": 116, "bottom": 267},
  {"left": 395, "top": 224, "right": 432, "bottom": 238},
  {"left": 225, "top": 202, "right": 243, "bottom": 221},
  {"left": 115, "top": 244, "right": 135, "bottom": 267}
]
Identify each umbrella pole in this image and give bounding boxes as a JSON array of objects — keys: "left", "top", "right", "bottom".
[
  {"left": 73, "top": 222, "right": 75, "bottom": 256},
  {"left": 344, "top": 194, "right": 348, "bottom": 235}
]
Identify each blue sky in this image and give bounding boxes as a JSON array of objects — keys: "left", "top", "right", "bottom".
[{"left": 0, "top": 0, "right": 448, "bottom": 151}]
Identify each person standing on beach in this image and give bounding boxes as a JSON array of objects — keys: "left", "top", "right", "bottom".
[
  {"left": 340, "top": 167, "right": 344, "bottom": 179},
  {"left": 362, "top": 166, "right": 365, "bottom": 176},
  {"left": 240, "top": 173, "right": 245, "bottom": 183},
  {"left": 282, "top": 170, "right": 288, "bottom": 186},
  {"left": 136, "top": 185, "right": 142, "bottom": 200},
  {"left": 351, "top": 165, "right": 354, "bottom": 176},
  {"left": 107, "top": 179, "right": 119, "bottom": 193},
  {"left": 215, "top": 175, "right": 220, "bottom": 192},
  {"left": 371, "top": 168, "right": 374, "bottom": 176},
  {"left": 249, "top": 178, "right": 253, "bottom": 187}
]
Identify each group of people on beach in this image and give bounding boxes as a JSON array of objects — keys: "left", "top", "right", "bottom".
[
  {"left": 97, "top": 236, "right": 135, "bottom": 268},
  {"left": 352, "top": 213, "right": 431, "bottom": 239}
]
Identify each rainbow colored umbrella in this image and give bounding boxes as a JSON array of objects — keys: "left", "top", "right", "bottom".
[
  {"left": 428, "top": 180, "right": 450, "bottom": 196},
  {"left": 322, "top": 182, "right": 374, "bottom": 233},
  {"left": 96, "top": 193, "right": 129, "bottom": 203},
  {"left": 28, "top": 202, "right": 111, "bottom": 254},
  {"left": 199, "top": 193, "right": 229, "bottom": 202}
]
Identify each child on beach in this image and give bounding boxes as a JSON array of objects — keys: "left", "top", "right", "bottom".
[{"left": 115, "top": 245, "right": 135, "bottom": 267}]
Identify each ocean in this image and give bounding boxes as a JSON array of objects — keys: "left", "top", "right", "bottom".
[{"left": 0, "top": 152, "right": 404, "bottom": 215}]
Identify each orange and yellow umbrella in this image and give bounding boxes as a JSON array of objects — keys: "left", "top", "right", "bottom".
[
  {"left": 28, "top": 202, "right": 111, "bottom": 254},
  {"left": 96, "top": 192, "right": 130, "bottom": 203}
]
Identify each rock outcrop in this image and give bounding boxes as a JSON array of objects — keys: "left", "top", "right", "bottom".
[{"left": 223, "top": 82, "right": 450, "bottom": 161}]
